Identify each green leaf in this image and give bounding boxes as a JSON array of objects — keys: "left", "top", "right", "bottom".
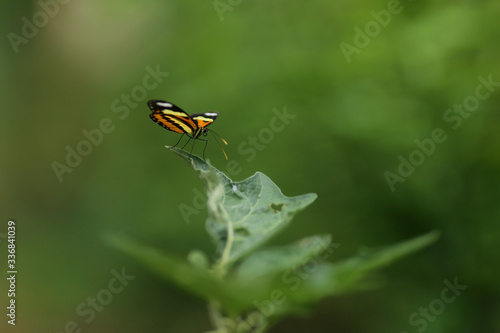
[
  {"left": 107, "top": 147, "right": 440, "bottom": 330},
  {"left": 234, "top": 234, "right": 334, "bottom": 280},
  {"left": 277, "top": 231, "right": 441, "bottom": 312},
  {"left": 168, "top": 147, "right": 318, "bottom": 266},
  {"left": 105, "top": 234, "right": 250, "bottom": 312},
  {"left": 202, "top": 231, "right": 440, "bottom": 320},
  {"left": 330, "top": 230, "right": 441, "bottom": 283}
]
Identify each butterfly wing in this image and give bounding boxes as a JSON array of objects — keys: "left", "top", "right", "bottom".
[
  {"left": 190, "top": 112, "right": 219, "bottom": 130},
  {"left": 148, "top": 100, "right": 198, "bottom": 134}
]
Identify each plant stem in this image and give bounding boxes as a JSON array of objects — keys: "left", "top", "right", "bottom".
[
  {"left": 208, "top": 208, "right": 235, "bottom": 331},
  {"left": 212, "top": 206, "right": 234, "bottom": 278},
  {"left": 219, "top": 212, "right": 234, "bottom": 269},
  {"left": 207, "top": 299, "right": 225, "bottom": 332}
]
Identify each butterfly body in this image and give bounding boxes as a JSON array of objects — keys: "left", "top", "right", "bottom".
[{"left": 147, "top": 99, "right": 227, "bottom": 159}]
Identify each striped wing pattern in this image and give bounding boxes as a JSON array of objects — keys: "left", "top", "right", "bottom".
[
  {"left": 148, "top": 100, "right": 198, "bottom": 134},
  {"left": 191, "top": 113, "right": 218, "bottom": 129},
  {"left": 147, "top": 99, "right": 227, "bottom": 160}
]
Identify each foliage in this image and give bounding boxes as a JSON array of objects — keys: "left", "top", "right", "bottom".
[{"left": 108, "top": 147, "right": 438, "bottom": 332}]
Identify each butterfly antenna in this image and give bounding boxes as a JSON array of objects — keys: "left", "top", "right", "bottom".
[{"left": 209, "top": 130, "right": 228, "bottom": 160}]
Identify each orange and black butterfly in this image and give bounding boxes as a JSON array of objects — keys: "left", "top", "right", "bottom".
[{"left": 147, "top": 99, "right": 228, "bottom": 160}]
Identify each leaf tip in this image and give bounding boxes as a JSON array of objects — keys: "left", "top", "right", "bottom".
[{"left": 166, "top": 146, "right": 211, "bottom": 171}]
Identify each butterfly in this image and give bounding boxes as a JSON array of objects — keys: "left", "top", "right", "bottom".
[{"left": 147, "top": 99, "right": 228, "bottom": 160}]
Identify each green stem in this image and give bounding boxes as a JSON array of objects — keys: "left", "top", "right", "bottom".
[
  {"left": 219, "top": 213, "right": 234, "bottom": 270},
  {"left": 212, "top": 205, "right": 234, "bottom": 278},
  {"left": 207, "top": 300, "right": 225, "bottom": 332},
  {"left": 208, "top": 207, "right": 235, "bottom": 331}
]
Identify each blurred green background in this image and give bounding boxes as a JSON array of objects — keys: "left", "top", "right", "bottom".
[{"left": 1, "top": 0, "right": 499, "bottom": 332}]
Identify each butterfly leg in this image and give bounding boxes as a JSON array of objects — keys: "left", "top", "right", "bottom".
[
  {"left": 181, "top": 135, "right": 193, "bottom": 150},
  {"left": 198, "top": 137, "right": 209, "bottom": 160},
  {"left": 172, "top": 134, "right": 185, "bottom": 148},
  {"left": 189, "top": 136, "right": 197, "bottom": 156}
]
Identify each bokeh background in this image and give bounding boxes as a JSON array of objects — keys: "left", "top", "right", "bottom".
[{"left": 1, "top": 1, "right": 499, "bottom": 332}]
